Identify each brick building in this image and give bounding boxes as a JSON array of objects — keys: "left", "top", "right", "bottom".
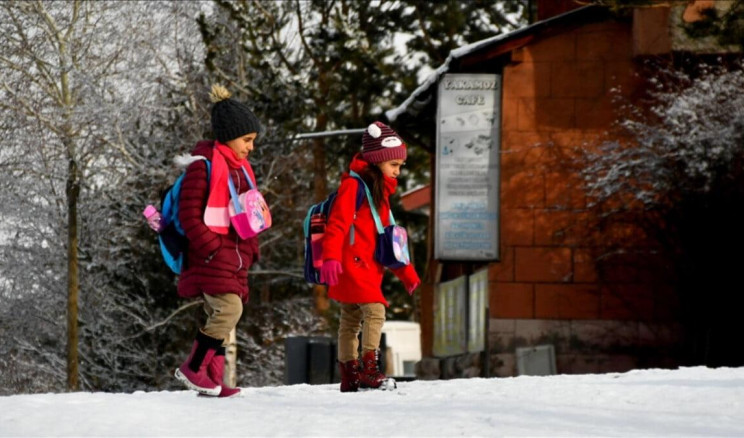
[{"left": 388, "top": 1, "right": 737, "bottom": 378}]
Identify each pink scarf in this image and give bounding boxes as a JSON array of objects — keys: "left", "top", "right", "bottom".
[{"left": 203, "top": 142, "right": 256, "bottom": 234}]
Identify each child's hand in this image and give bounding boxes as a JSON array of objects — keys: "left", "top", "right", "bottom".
[
  {"left": 320, "top": 260, "right": 342, "bottom": 286},
  {"left": 406, "top": 280, "right": 420, "bottom": 296}
]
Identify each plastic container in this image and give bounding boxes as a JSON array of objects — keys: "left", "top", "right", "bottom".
[{"left": 143, "top": 204, "right": 162, "bottom": 233}]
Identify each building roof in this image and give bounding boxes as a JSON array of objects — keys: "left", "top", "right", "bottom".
[
  {"left": 400, "top": 185, "right": 431, "bottom": 212},
  {"left": 386, "top": 5, "right": 605, "bottom": 126}
]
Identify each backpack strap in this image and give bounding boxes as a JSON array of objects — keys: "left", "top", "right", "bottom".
[
  {"left": 227, "top": 166, "right": 254, "bottom": 213},
  {"left": 349, "top": 170, "right": 395, "bottom": 236},
  {"left": 348, "top": 173, "right": 368, "bottom": 245},
  {"left": 166, "top": 157, "right": 211, "bottom": 235}
]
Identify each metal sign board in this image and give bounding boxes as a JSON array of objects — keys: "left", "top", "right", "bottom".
[
  {"left": 516, "top": 345, "right": 557, "bottom": 376},
  {"left": 435, "top": 73, "right": 501, "bottom": 261},
  {"left": 468, "top": 268, "right": 489, "bottom": 353},
  {"left": 433, "top": 276, "right": 467, "bottom": 357}
]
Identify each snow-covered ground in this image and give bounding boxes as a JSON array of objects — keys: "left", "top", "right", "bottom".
[{"left": 1, "top": 366, "right": 743, "bottom": 437}]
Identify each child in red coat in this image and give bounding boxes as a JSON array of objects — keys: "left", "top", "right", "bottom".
[{"left": 320, "top": 121, "right": 421, "bottom": 392}]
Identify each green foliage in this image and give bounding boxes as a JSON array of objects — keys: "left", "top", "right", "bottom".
[
  {"left": 577, "top": 61, "right": 744, "bottom": 366},
  {"left": 593, "top": 0, "right": 744, "bottom": 48},
  {"left": 401, "top": 0, "right": 528, "bottom": 64},
  {"left": 681, "top": 0, "right": 744, "bottom": 49},
  {"left": 1, "top": 0, "right": 530, "bottom": 392},
  {"left": 197, "top": 0, "right": 528, "bottom": 312}
]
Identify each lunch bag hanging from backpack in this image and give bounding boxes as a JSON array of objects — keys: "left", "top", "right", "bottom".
[
  {"left": 350, "top": 170, "right": 411, "bottom": 270},
  {"left": 227, "top": 165, "right": 272, "bottom": 240}
]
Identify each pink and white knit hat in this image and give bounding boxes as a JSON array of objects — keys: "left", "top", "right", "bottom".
[{"left": 361, "top": 121, "right": 407, "bottom": 164}]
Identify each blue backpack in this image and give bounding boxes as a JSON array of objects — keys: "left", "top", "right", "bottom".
[
  {"left": 303, "top": 174, "right": 366, "bottom": 284},
  {"left": 159, "top": 158, "right": 211, "bottom": 275}
]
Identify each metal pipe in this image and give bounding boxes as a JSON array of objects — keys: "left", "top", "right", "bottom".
[{"left": 291, "top": 128, "right": 365, "bottom": 140}]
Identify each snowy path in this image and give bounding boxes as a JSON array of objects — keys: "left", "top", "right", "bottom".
[{"left": 1, "top": 367, "right": 743, "bottom": 437}]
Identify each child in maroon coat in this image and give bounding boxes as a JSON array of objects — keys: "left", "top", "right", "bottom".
[
  {"left": 320, "top": 121, "right": 421, "bottom": 392},
  {"left": 173, "top": 85, "right": 262, "bottom": 398}
]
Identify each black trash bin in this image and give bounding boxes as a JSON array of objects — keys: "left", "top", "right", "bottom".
[
  {"left": 308, "top": 337, "right": 335, "bottom": 384},
  {"left": 285, "top": 336, "right": 309, "bottom": 385},
  {"left": 285, "top": 335, "right": 338, "bottom": 385}
]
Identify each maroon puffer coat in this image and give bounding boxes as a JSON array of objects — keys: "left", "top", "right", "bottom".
[{"left": 177, "top": 140, "right": 259, "bottom": 303}]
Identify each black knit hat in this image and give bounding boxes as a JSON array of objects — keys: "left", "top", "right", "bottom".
[{"left": 209, "top": 85, "right": 262, "bottom": 143}]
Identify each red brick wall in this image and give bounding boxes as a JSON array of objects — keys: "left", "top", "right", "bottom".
[
  {"left": 416, "top": 14, "right": 686, "bottom": 378},
  {"left": 495, "top": 19, "right": 660, "bottom": 322}
]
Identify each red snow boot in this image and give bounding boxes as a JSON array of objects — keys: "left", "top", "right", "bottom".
[
  {"left": 360, "top": 349, "right": 396, "bottom": 390},
  {"left": 174, "top": 331, "right": 222, "bottom": 396},
  {"left": 206, "top": 347, "right": 241, "bottom": 398},
  {"left": 338, "top": 359, "right": 361, "bottom": 393}
]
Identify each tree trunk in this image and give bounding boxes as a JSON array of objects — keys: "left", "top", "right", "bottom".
[{"left": 66, "top": 152, "right": 80, "bottom": 391}]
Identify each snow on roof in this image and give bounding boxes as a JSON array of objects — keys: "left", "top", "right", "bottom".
[
  {"left": 400, "top": 183, "right": 429, "bottom": 198},
  {"left": 386, "top": 34, "right": 511, "bottom": 122},
  {"left": 385, "top": 5, "right": 595, "bottom": 122}
]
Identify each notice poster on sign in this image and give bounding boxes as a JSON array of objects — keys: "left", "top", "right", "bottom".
[
  {"left": 433, "top": 276, "right": 467, "bottom": 357},
  {"left": 435, "top": 73, "right": 501, "bottom": 261},
  {"left": 468, "top": 268, "right": 488, "bottom": 353}
]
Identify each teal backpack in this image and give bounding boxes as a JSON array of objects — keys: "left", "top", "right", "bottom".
[
  {"left": 158, "top": 158, "right": 211, "bottom": 274},
  {"left": 303, "top": 174, "right": 366, "bottom": 284}
]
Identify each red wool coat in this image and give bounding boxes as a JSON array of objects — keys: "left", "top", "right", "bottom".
[
  {"left": 177, "top": 140, "right": 259, "bottom": 303},
  {"left": 322, "top": 154, "right": 419, "bottom": 306}
]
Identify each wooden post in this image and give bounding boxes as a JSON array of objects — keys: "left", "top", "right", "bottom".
[
  {"left": 313, "top": 284, "right": 330, "bottom": 314},
  {"left": 225, "top": 327, "right": 238, "bottom": 387}
]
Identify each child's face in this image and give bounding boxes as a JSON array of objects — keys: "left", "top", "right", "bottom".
[
  {"left": 377, "top": 159, "right": 405, "bottom": 179},
  {"left": 225, "top": 133, "right": 257, "bottom": 160}
]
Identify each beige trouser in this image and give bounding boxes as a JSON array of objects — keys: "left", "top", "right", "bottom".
[
  {"left": 337, "top": 302, "right": 386, "bottom": 362},
  {"left": 201, "top": 293, "right": 243, "bottom": 346}
]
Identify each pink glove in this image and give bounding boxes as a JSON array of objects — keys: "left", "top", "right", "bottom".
[
  {"left": 319, "top": 260, "right": 342, "bottom": 286},
  {"left": 406, "top": 280, "right": 420, "bottom": 296}
]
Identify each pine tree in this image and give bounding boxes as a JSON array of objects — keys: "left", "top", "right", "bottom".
[{"left": 198, "top": 0, "right": 529, "bottom": 315}]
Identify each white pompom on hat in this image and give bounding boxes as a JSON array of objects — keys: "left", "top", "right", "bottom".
[{"left": 361, "top": 121, "right": 407, "bottom": 164}]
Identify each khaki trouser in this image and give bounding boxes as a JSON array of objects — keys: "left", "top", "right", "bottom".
[
  {"left": 201, "top": 293, "right": 243, "bottom": 346},
  {"left": 337, "top": 302, "right": 386, "bottom": 362}
]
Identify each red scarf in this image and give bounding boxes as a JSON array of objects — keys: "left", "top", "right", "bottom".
[
  {"left": 203, "top": 142, "right": 256, "bottom": 234},
  {"left": 348, "top": 152, "right": 399, "bottom": 201}
]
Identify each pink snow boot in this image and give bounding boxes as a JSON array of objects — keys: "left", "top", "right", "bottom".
[
  {"left": 174, "top": 331, "right": 222, "bottom": 396},
  {"left": 206, "top": 347, "right": 241, "bottom": 398},
  {"left": 338, "top": 359, "right": 361, "bottom": 393}
]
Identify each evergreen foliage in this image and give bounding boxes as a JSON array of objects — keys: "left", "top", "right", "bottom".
[
  {"left": 198, "top": 0, "right": 528, "bottom": 319},
  {"left": 576, "top": 60, "right": 744, "bottom": 366},
  {"left": 0, "top": 0, "right": 529, "bottom": 393}
]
